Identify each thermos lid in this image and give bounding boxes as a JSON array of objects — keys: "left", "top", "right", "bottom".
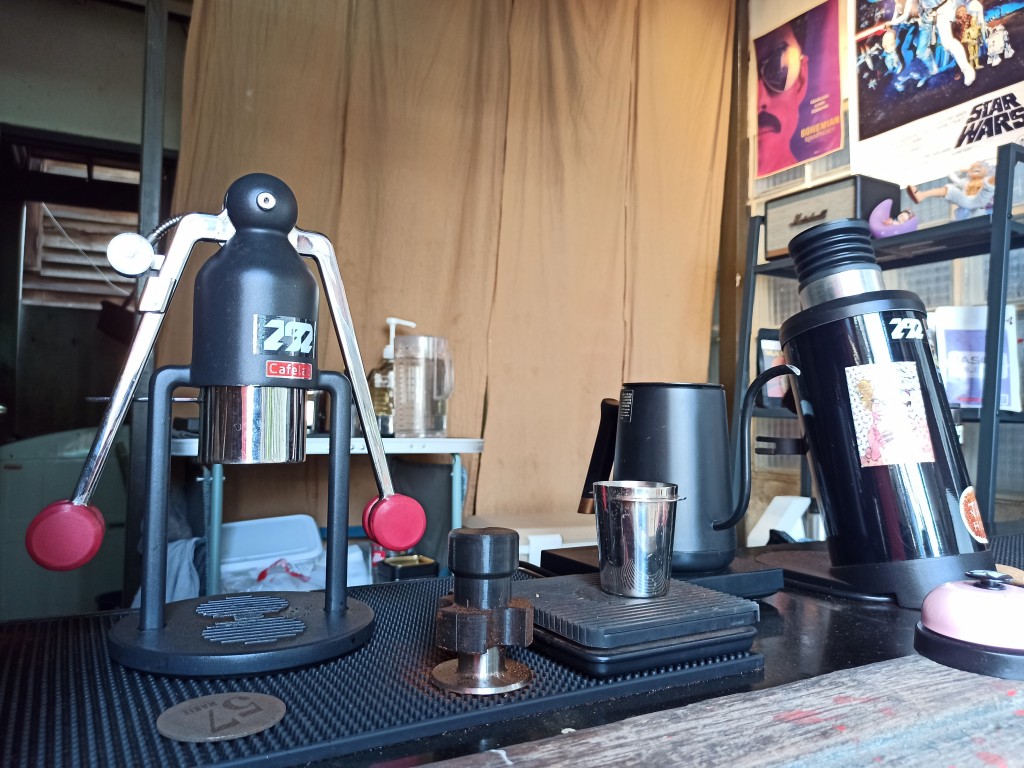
[
  {"left": 788, "top": 218, "right": 877, "bottom": 293},
  {"left": 779, "top": 290, "right": 925, "bottom": 348}
]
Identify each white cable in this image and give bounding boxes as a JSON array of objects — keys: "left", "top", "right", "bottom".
[{"left": 39, "top": 203, "right": 131, "bottom": 297}]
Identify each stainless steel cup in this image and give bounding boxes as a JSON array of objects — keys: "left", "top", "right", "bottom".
[{"left": 593, "top": 480, "right": 678, "bottom": 598}]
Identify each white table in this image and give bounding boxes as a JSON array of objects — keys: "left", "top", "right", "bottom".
[{"left": 170, "top": 436, "right": 484, "bottom": 594}]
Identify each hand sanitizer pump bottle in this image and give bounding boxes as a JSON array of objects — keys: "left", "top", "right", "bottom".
[{"left": 368, "top": 317, "right": 416, "bottom": 437}]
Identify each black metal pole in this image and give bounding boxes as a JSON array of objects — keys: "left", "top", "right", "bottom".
[
  {"left": 320, "top": 372, "right": 352, "bottom": 616},
  {"left": 976, "top": 142, "right": 1019, "bottom": 533},
  {"left": 124, "top": 0, "right": 168, "bottom": 606},
  {"left": 140, "top": 365, "right": 190, "bottom": 631}
]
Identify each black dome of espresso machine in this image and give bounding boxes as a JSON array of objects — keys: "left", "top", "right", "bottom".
[{"left": 774, "top": 218, "right": 994, "bottom": 608}]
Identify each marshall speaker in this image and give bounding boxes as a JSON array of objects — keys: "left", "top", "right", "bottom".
[{"left": 764, "top": 175, "right": 900, "bottom": 260}]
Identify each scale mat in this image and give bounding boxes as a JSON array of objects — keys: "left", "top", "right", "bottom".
[{"left": 0, "top": 575, "right": 762, "bottom": 768}]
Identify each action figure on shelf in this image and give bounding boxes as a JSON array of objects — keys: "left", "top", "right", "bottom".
[
  {"left": 868, "top": 199, "right": 919, "bottom": 238},
  {"left": 907, "top": 161, "right": 996, "bottom": 220}
]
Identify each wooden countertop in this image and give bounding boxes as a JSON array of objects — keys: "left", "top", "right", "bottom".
[{"left": 435, "top": 654, "right": 1024, "bottom": 767}]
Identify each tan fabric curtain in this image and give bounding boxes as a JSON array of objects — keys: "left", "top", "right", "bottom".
[{"left": 157, "top": 0, "right": 735, "bottom": 531}]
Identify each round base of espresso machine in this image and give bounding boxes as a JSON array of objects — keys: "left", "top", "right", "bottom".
[
  {"left": 108, "top": 592, "right": 374, "bottom": 676},
  {"left": 830, "top": 550, "right": 996, "bottom": 610}
]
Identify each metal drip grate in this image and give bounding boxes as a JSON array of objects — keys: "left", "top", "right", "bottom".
[
  {"left": 201, "top": 617, "right": 307, "bottom": 646},
  {"left": 196, "top": 595, "right": 291, "bottom": 619},
  {"left": 194, "top": 595, "right": 307, "bottom": 646}
]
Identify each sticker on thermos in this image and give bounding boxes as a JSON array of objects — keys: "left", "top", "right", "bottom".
[
  {"left": 156, "top": 692, "right": 286, "bottom": 743},
  {"left": 845, "top": 362, "right": 935, "bottom": 468},
  {"left": 960, "top": 486, "right": 988, "bottom": 544}
]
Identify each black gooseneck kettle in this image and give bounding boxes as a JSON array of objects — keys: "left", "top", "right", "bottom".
[
  {"left": 578, "top": 367, "right": 793, "bottom": 573},
  {"left": 777, "top": 218, "right": 994, "bottom": 608}
]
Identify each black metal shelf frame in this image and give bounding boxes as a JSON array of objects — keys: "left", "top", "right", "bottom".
[{"left": 732, "top": 142, "right": 1024, "bottom": 533}]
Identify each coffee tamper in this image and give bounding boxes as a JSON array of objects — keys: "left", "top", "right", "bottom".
[{"left": 431, "top": 527, "right": 533, "bottom": 695}]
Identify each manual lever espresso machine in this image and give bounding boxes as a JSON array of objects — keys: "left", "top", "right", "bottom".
[{"left": 24, "top": 173, "right": 426, "bottom": 676}]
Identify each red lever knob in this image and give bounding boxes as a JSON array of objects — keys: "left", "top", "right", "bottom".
[
  {"left": 26, "top": 500, "right": 106, "bottom": 571},
  {"left": 362, "top": 494, "right": 426, "bottom": 552}
]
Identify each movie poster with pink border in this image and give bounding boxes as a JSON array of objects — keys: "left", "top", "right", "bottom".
[{"left": 755, "top": 0, "right": 844, "bottom": 178}]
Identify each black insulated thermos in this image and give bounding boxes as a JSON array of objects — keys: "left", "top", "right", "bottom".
[{"left": 779, "top": 218, "right": 994, "bottom": 608}]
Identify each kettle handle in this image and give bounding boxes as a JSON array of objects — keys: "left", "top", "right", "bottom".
[
  {"left": 577, "top": 398, "right": 620, "bottom": 514},
  {"left": 712, "top": 364, "right": 800, "bottom": 531}
]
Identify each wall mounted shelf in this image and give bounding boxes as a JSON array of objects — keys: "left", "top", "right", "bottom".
[{"left": 733, "top": 142, "right": 1024, "bottom": 533}]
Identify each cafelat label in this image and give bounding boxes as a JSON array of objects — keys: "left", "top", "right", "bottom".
[{"left": 266, "top": 361, "right": 312, "bottom": 380}]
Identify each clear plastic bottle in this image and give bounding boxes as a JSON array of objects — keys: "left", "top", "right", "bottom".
[
  {"left": 367, "top": 317, "right": 416, "bottom": 437},
  {"left": 394, "top": 335, "right": 454, "bottom": 437}
]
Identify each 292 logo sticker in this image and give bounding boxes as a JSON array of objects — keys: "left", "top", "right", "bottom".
[
  {"left": 889, "top": 317, "right": 924, "bottom": 340},
  {"left": 254, "top": 314, "right": 315, "bottom": 357}
]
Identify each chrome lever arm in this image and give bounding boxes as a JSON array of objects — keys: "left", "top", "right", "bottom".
[
  {"left": 71, "top": 212, "right": 235, "bottom": 505},
  {"left": 292, "top": 228, "right": 395, "bottom": 498}
]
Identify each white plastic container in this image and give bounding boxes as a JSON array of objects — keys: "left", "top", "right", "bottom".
[{"left": 220, "top": 514, "right": 323, "bottom": 580}]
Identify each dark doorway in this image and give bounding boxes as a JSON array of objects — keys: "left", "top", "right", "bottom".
[{"left": 0, "top": 124, "right": 176, "bottom": 442}]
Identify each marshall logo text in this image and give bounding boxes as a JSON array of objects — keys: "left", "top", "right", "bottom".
[
  {"left": 790, "top": 210, "right": 828, "bottom": 227},
  {"left": 957, "top": 93, "right": 1024, "bottom": 148}
]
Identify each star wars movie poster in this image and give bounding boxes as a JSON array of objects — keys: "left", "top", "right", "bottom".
[
  {"left": 850, "top": 0, "right": 1024, "bottom": 185},
  {"left": 755, "top": 0, "right": 843, "bottom": 179}
]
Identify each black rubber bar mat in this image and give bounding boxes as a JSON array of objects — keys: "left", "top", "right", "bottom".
[
  {"left": 513, "top": 573, "right": 759, "bottom": 648},
  {"left": 991, "top": 534, "right": 1024, "bottom": 570},
  {"left": 0, "top": 575, "right": 762, "bottom": 768}
]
